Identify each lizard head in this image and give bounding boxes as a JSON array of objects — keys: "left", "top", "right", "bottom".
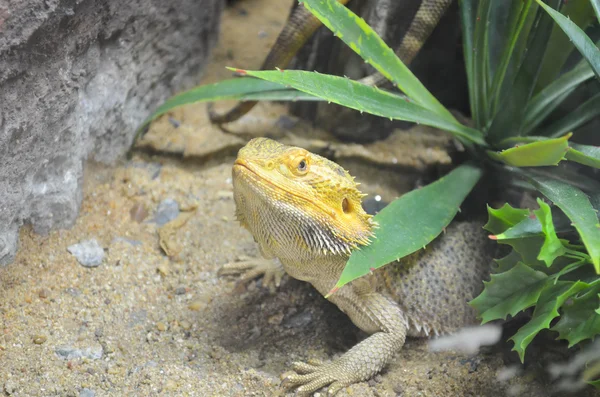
[{"left": 232, "top": 138, "right": 375, "bottom": 256}]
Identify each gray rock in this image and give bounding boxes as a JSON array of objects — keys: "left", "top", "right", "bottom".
[
  {"left": 55, "top": 345, "right": 103, "bottom": 360},
  {"left": 0, "top": 0, "right": 223, "bottom": 265},
  {"left": 67, "top": 239, "right": 105, "bottom": 267},
  {"left": 152, "top": 198, "right": 180, "bottom": 226},
  {"left": 79, "top": 389, "right": 96, "bottom": 397},
  {"left": 4, "top": 379, "right": 17, "bottom": 395}
]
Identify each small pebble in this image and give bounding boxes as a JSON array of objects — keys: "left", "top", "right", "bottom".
[
  {"left": 67, "top": 239, "right": 105, "bottom": 267},
  {"left": 4, "top": 379, "right": 17, "bottom": 394},
  {"left": 164, "top": 379, "right": 178, "bottom": 391},
  {"left": 130, "top": 202, "right": 148, "bottom": 223},
  {"left": 157, "top": 264, "right": 170, "bottom": 276},
  {"left": 55, "top": 345, "right": 103, "bottom": 360},
  {"left": 174, "top": 286, "right": 187, "bottom": 295},
  {"left": 38, "top": 288, "right": 50, "bottom": 299},
  {"left": 153, "top": 198, "right": 180, "bottom": 226},
  {"left": 79, "top": 388, "right": 95, "bottom": 397},
  {"left": 33, "top": 335, "right": 47, "bottom": 345},
  {"left": 156, "top": 322, "right": 168, "bottom": 332},
  {"left": 64, "top": 287, "right": 81, "bottom": 297},
  {"left": 188, "top": 301, "right": 204, "bottom": 311},
  {"left": 180, "top": 320, "right": 191, "bottom": 330}
]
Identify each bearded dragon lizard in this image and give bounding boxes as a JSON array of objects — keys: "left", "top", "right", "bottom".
[{"left": 224, "top": 137, "right": 492, "bottom": 396}]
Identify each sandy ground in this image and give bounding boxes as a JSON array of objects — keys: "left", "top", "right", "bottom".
[{"left": 1, "top": 1, "right": 598, "bottom": 396}]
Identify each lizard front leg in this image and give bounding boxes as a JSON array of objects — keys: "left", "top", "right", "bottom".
[
  {"left": 218, "top": 257, "right": 285, "bottom": 292},
  {"left": 282, "top": 283, "right": 408, "bottom": 396}
]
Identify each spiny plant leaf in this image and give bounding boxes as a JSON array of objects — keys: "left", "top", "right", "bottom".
[
  {"left": 330, "top": 163, "right": 483, "bottom": 294},
  {"left": 488, "top": 0, "right": 534, "bottom": 118},
  {"left": 510, "top": 280, "right": 588, "bottom": 362},
  {"left": 500, "top": 237, "right": 548, "bottom": 271},
  {"left": 566, "top": 143, "right": 600, "bottom": 169},
  {"left": 523, "top": 60, "right": 595, "bottom": 135},
  {"left": 470, "top": 263, "right": 548, "bottom": 324},
  {"left": 593, "top": 0, "right": 600, "bottom": 25},
  {"left": 494, "top": 250, "right": 524, "bottom": 274},
  {"left": 494, "top": 203, "right": 573, "bottom": 240},
  {"left": 136, "top": 78, "right": 289, "bottom": 136},
  {"left": 534, "top": 198, "right": 566, "bottom": 266},
  {"left": 486, "top": 0, "right": 559, "bottom": 142},
  {"left": 525, "top": 173, "right": 600, "bottom": 271},
  {"left": 459, "top": 0, "right": 477, "bottom": 123},
  {"left": 543, "top": 93, "right": 600, "bottom": 138},
  {"left": 472, "top": 0, "right": 492, "bottom": 128},
  {"left": 536, "top": 0, "right": 600, "bottom": 80},
  {"left": 494, "top": 217, "right": 544, "bottom": 240},
  {"left": 299, "top": 0, "right": 454, "bottom": 121},
  {"left": 536, "top": 0, "right": 595, "bottom": 90},
  {"left": 486, "top": 134, "right": 570, "bottom": 167},
  {"left": 233, "top": 69, "right": 486, "bottom": 145},
  {"left": 484, "top": 203, "right": 531, "bottom": 235},
  {"left": 553, "top": 284, "right": 600, "bottom": 347}
]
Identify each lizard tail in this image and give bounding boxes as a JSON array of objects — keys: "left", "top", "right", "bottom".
[
  {"left": 209, "top": 2, "right": 347, "bottom": 125},
  {"left": 210, "top": 0, "right": 452, "bottom": 123},
  {"left": 359, "top": 0, "right": 454, "bottom": 88}
]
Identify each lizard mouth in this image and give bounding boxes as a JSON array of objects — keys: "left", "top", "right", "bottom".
[{"left": 233, "top": 158, "right": 336, "bottom": 220}]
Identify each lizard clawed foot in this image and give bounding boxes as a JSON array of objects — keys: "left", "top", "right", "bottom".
[
  {"left": 218, "top": 258, "right": 284, "bottom": 292},
  {"left": 281, "top": 359, "right": 354, "bottom": 396}
]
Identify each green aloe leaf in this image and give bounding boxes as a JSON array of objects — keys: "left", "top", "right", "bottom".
[
  {"left": 536, "top": 0, "right": 600, "bottom": 80},
  {"left": 486, "top": 134, "right": 570, "bottom": 167},
  {"left": 523, "top": 61, "right": 595, "bottom": 135},
  {"left": 536, "top": 0, "right": 595, "bottom": 90},
  {"left": 329, "top": 163, "right": 483, "bottom": 294},
  {"left": 494, "top": 250, "right": 523, "bottom": 274},
  {"left": 136, "top": 78, "right": 290, "bottom": 135},
  {"left": 485, "top": 204, "right": 549, "bottom": 270},
  {"left": 299, "top": 0, "right": 454, "bottom": 121},
  {"left": 470, "top": 263, "right": 548, "bottom": 324},
  {"left": 566, "top": 143, "right": 600, "bottom": 169},
  {"left": 593, "top": 0, "right": 600, "bottom": 25},
  {"left": 484, "top": 203, "right": 531, "bottom": 235},
  {"left": 472, "top": 0, "right": 492, "bottom": 128},
  {"left": 494, "top": 219, "right": 542, "bottom": 240},
  {"left": 234, "top": 69, "right": 486, "bottom": 145},
  {"left": 241, "top": 90, "right": 322, "bottom": 101},
  {"left": 493, "top": 205, "right": 572, "bottom": 240},
  {"left": 553, "top": 284, "right": 600, "bottom": 347},
  {"left": 487, "top": 0, "right": 560, "bottom": 142},
  {"left": 459, "top": 0, "right": 477, "bottom": 123},
  {"left": 488, "top": 0, "right": 534, "bottom": 118},
  {"left": 534, "top": 198, "right": 566, "bottom": 266},
  {"left": 510, "top": 280, "right": 588, "bottom": 362},
  {"left": 524, "top": 173, "right": 600, "bottom": 271},
  {"left": 542, "top": 93, "right": 600, "bottom": 138}
]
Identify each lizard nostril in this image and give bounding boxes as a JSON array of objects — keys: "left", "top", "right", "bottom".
[{"left": 342, "top": 198, "right": 350, "bottom": 214}]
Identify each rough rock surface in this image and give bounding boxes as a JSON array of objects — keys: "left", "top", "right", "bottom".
[{"left": 0, "top": 0, "right": 223, "bottom": 264}]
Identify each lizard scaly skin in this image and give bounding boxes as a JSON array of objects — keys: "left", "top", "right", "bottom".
[{"left": 231, "top": 137, "right": 492, "bottom": 395}]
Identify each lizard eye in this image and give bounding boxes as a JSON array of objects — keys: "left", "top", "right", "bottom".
[
  {"left": 292, "top": 156, "right": 309, "bottom": 175},
  {"left": 298, "top": 160, "right": 307, "bottom": 172}
]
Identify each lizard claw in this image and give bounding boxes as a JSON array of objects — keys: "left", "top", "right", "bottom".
[
  {"left": 218, "top": 258, "right": 284, "bottom": 292},
  {"left": 281, "top": 359, "right": 352, "bottom": 396}
]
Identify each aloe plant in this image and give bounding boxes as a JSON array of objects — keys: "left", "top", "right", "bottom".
[{"left": 137, "top": 0, "right": 600, "bottom": 367}]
